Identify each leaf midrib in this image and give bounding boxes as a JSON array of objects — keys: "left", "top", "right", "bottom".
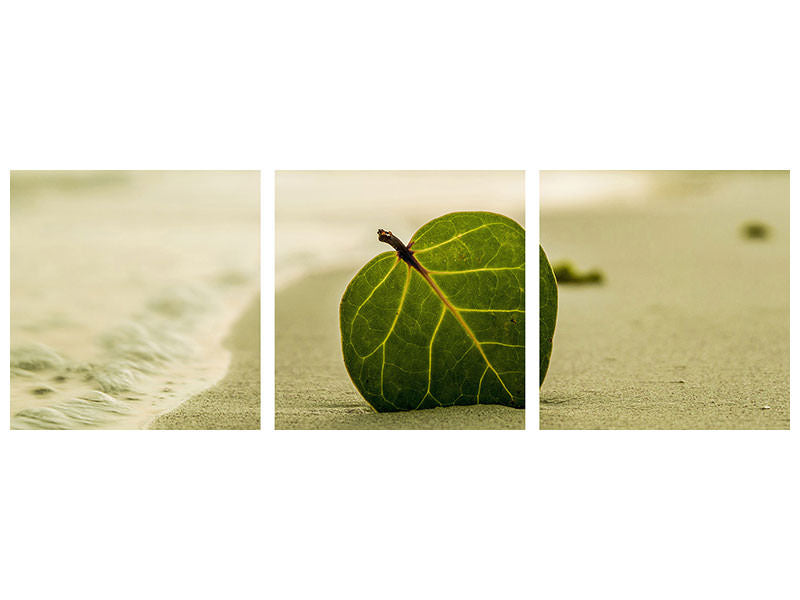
[
  {"left": 350, "top": 227, "right": 522, "bottom": 406},
  {"left": 356, "top": 259, "right": 519, "bottom": 404},
  {"left": 416, "top": 267, "right": 516, "bottom": 401}
]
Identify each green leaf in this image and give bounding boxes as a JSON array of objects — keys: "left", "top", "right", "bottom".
[
  {"left": 539, "top": 245, "right": 557, "bottom": 386},
  {"left": 340, "top": 212, "right": 525, "bottom": 412}
]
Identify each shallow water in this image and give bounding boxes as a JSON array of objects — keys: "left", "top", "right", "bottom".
[{"left": 10, "top": 171, "right": 260, "bottom": 429}]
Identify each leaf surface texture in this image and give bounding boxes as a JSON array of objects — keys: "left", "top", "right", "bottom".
[
  {"left": 539, "top": 245, "right": 557, "bottom": 387},
  {"left": 340, "top": 212, "right": 525, "bottom": 411}
]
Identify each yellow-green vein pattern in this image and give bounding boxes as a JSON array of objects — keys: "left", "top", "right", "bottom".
[{"left": 340, "top": 212, "right": 525, "bottom": 411}]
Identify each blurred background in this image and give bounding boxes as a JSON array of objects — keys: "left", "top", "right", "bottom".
[{"left": 276, "top": 171, "right": 524, "bottom": 290}]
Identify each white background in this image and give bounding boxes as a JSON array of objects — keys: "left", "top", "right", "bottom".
[{"left": 1, "top": 1, "right": 798, "bottom": 599}]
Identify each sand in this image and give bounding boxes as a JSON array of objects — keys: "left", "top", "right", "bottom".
[
  {"left": 275, "top": 269, "right": 525, "bottom": 430},
  {"left": 540, "top": 172, "right": 789, "bottom": 429},
  {"left": 150, "top": 295, "right": 261, "bottom": 430}
]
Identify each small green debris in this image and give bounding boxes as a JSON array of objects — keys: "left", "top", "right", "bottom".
[
  {"left": 552, "top": 261, "right": 605, "bottom": 285},
  {"left": 741, "top": 221, "right": 770, "bottom": 240}
]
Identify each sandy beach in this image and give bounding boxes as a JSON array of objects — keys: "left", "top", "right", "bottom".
[
  {"left": 150, "top": 295, "right": 260, "bottom": 430},
  {"left": 540, "top": 171, "right": 789, "bottom": 430},
  {"left": 276, "top": 270, "right": 525, "bottom": 429}
]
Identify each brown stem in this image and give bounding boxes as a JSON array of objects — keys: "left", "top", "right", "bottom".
[{"left": 377, "top": 229, "right": 425, "bottom": 273}]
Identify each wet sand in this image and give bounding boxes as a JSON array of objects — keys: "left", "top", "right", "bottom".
[
  {"left": 150, "top": 295, "right": 261, "bottom": 430},
  {"left": 275, "top": 270, "right": 525, "bottom": 430},
  {"left": 540, "top": 172, "right": 789, "bottom": 429}
]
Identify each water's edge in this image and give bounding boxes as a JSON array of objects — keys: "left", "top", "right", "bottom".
[
  {"left": 10, "top": 281, "right": 257, "bottom": 430},
  {"left": 148, "top": 294, "right": 260, "bottom": 430}
]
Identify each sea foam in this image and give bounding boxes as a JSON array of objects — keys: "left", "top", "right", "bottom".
[{"left": 10, "top": 281, "right": 252, "bottom": 430}]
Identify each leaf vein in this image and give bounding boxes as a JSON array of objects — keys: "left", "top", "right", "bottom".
[
  {"left": 378, "top": 266, "right": 412, "bottom": 406},
  {"left": 418, "top": 305, "right": 447, "bottom": 409},
  {"left": 348, "top": 256, "right": 400, "bottom": 339},
  {"left": 412, "top": 223, "right": 494, "bottom": 254},
  {"left": 426, "top": 265, "right": 524, "bottom": 274},
  {"left": 413, "top": 269, "right": 517, "bottom": 400}
]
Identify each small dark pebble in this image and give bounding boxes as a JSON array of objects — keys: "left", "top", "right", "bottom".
[
  {"left": 741, "top": 221, "right": 770, "bottom": 240},
  {"left": 32, "top": 386, "right": 56, "bottom": 395},
  {"left": 52, "top": 375, "right": 68, "bottom": 383}
]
